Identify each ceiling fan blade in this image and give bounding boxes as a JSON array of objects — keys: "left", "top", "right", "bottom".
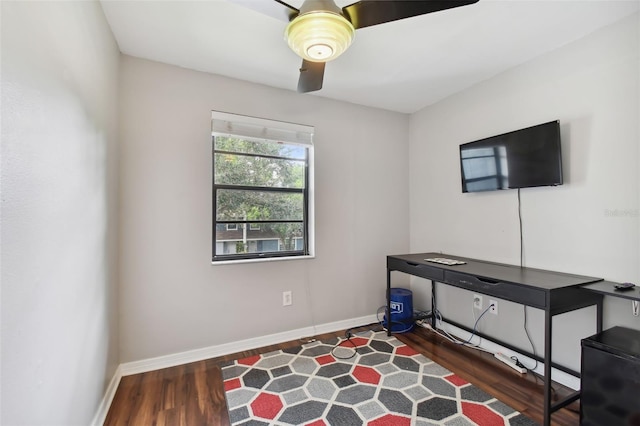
[
  {"left": 228, "top": 0, "right": 298, "bottom": 22},
  {"left": 298, "top": 60, "right": 325, "bottom": 93},
  {"left": 342, "top": 0, "right": 479, "bottom": 29}
]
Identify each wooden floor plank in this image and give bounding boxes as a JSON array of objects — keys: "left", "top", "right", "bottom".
[{"left": 104, "top": 325, "right": 579, "bottom": 425}]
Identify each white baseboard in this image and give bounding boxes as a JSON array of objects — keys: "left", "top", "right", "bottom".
[
  {"left": 91, "top": 364, "right": 123, "bottom": 426},
  {"left": 119, "top": 314, "right": 379, "bottom": 376},
  {"left": 91, "top": 314, "right": 379, "bottom": 425}
]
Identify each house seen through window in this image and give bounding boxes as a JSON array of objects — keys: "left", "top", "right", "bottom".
[{"left": 212, "top": 111, "right": 314, "bottom": 262}]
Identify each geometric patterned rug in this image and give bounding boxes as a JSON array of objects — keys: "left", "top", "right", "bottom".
[{"left": 222, "top": 330, "right": 537, "bottom": 425}]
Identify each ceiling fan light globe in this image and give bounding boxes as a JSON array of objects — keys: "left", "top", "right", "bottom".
[{"left": 285, "top": 12, "right": 354, "bottom": 63}]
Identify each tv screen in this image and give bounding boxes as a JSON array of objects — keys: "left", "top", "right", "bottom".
[{"left": 460, "top": 120, "right": 563, "bottom": 193}]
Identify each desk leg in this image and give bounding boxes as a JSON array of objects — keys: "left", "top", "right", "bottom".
[
  {"left": 543, "top": 305, "right": 552, "bottom": 426},
  {"left": 596, "top": 297, "right": 603, "bottom": 333},
  {"left": 386, "top": 269, "right": 392, "bottom": 336},
  {"left": 431, "top": 280, "right": 437, "bottom": 329}
]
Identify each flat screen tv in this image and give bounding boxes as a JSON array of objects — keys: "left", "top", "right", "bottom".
[{"left": 460, "top": 120, "right": 563, "bottom": 193}]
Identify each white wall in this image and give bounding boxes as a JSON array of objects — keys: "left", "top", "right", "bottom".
[
  {"left": 0, "top": 2, "right": 120, "bottom": 425},
  {"left": 118, "top": 56, "right": 410, "bottom": 363},
  {"left": 408, "top": 13, "right": 640, "bottom": 373}
]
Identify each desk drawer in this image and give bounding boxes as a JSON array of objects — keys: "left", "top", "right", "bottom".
[
  {"left": 388, "top": 257, "right": 444, "bottom": 281},
  {"left": 444, "top": 271, "right": 546, "bottom": 308}
]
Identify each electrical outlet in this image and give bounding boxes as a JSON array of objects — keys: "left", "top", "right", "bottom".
[
  {"left": 282, "top": 291, "right": 292, "bottom": 306},
  {"left": 473, "top": 294, "right": 483, "bottom": 310},
  {"left": 489, "top": 300, "right": 498, "bottom": 315}
]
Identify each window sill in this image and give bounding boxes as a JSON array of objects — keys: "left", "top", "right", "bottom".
[{"left": 211, "top": 254, "right": 315, "bottom": 266}]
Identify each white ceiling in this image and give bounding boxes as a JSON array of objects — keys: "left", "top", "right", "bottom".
[{"left": 99, "top": 0, "right": 639, "bottom": 113}]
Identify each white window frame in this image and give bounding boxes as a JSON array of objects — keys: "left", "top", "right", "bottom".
[{"left": 211, "top": 111, "right": 315, "bottom": 264}]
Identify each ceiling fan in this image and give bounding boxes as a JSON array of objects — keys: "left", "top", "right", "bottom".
[{"left": 231, "top": 0, "right": 479, "bottom": 93}]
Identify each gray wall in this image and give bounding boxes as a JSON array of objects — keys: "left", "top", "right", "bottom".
[
  {"left": 1, "top": 1, "right": 120, "bottom": 425},
  {"left": 117, "top": 56, "right": 410, "bottom": 363},
  {"left": 408, "top": 13, "right": 640, "bottom": 374}
]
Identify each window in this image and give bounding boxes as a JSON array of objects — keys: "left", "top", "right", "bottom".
[{"left": 212, "top": 111, "right": 314, "bottom": 262}]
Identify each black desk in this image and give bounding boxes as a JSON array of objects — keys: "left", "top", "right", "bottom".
[{"left": 387, "top": 252, "right": 604, "bottom": 426}]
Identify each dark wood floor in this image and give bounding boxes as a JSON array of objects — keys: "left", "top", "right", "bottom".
[{"left": 104, "top": 324, "right": 580, "bottom": 425}]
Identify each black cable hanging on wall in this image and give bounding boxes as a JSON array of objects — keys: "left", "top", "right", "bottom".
[{"left": 518, "top": 188, "right": 539, "bottom": 371}]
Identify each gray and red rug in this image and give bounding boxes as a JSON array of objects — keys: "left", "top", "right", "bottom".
[{"left": 222, "top": 330, "right": 536, "bottom": 425}]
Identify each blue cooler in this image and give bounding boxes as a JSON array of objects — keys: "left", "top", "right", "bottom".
[{"left": 385, "top": 288, "right": 414, "bottom": 333}]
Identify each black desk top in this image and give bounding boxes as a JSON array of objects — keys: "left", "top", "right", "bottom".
[
  {"left": 388, "top": 252, "right": 603, "bottom": 291},
  {"left": 581, "top": 280, "right": 640, "bottom": 301}
]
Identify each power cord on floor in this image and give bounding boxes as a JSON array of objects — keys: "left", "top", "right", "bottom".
[
  {"left": 509, "top": 355, "right": 527, "bottom": 370},
  {"left": 330, "top": 324, "right": 383, "bottom": 360}
]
